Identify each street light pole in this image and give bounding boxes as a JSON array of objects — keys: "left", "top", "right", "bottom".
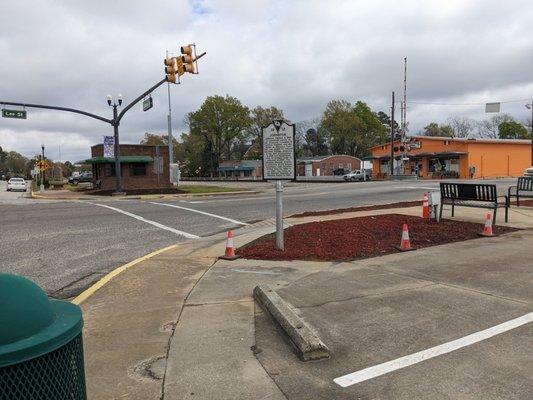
[
  {"left": 527, "top": 100, "right": 533, "bottom": 166},
  {"left": 40, "top": 144, "right": 45, "bottom": 192}
]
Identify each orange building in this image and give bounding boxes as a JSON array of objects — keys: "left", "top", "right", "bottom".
[{"left": 368, "top": 136, "right": 532, "bottom": 179}]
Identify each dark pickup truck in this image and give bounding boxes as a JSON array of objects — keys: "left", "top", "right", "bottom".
[{"left": 68, "top": 172, "right": 93, "bottom": 185}]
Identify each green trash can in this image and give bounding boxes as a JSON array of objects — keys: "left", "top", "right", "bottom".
[{"left": 0, "top": 273, "right": 86, "bottom": 399}]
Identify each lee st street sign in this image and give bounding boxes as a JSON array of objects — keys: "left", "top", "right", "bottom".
[
  {"left": 2, "top": 108, "right": 27, "bottom": 119},
  {"left": 262, "top": 120, "right": 296, "bottom": 180}
]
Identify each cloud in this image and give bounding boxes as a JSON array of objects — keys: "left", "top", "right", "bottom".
[{"left": 1, "top": 0, "right": 532, "bottom": 160}]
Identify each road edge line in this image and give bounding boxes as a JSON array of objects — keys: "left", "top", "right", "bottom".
[{"left": 71, "top": 244, "right": 178, "bottom": 305}]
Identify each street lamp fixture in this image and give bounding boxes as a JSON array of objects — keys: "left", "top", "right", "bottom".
[
  {"left": 118, "top": 94, "right": 123, "bottom": 106},
  {"left": 106, "top": 94, "right": 112, "bottom": 106}
]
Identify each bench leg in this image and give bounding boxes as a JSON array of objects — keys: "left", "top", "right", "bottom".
[
  {"left": 439, "top": 202, "right": 443, "bottom": 221},
  {"left": 517, "top": 193, "right": 520, "bottom": 207},
  {"left": 451, "top": 201, "right": 455, "bottom": 217},
  {"left": 493, "top": 208, "right": 497, "bottom": 225},
  {"left": 505, "top": 206, "right": 508, "bottom": 223}
]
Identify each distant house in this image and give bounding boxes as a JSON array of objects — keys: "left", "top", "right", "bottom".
[
  {"left": 296, "top": 155, "right": 362, "bottom": 176},
  {"left": 218, "top": 159, "right": 262, "bottom": 178}
]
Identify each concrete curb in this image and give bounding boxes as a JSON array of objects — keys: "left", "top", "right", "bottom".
[
  {"left": 253, "top": 285, "right": 330, "bottom": 361},
  {"left": 30, "top": 189, "right": 259, "bottom": 201}
]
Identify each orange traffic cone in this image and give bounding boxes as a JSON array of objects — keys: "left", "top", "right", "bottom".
[
  {"left": 478, "top": 213, "right": 494, "bottom": 237},
  {"left": 220, "top": 230, "right": 240, "bottom": 260},
  {"left": 422, "top": 193, "right": 430, "bottom": 219},
  {"left": 395, "top": 223, "right": 415, "bottom": 252}
]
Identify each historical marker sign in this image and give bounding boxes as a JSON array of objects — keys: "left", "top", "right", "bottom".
[
  {"left": 2, "top": 109, "right": 27, "bottom": 119},
  {"left": 262, "top": 120, "right": 296, "bottom": 180}
]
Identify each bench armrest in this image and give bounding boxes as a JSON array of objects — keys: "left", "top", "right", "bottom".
[{"left": 508, "top": 185, "right": 517, "bottom": 197}]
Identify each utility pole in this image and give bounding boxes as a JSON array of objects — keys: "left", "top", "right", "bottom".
[
  {"left": 527, "top": 100, "right": 533, "bottom": 165},
  {"left": 166, "top": 50, "right": 174, "bottom": 173},
  {"left": 390, "top": 91, "right": 395, "bottom": 176},
  {"left": 40, "top": 144, "right": 45, "bottom": 192}
]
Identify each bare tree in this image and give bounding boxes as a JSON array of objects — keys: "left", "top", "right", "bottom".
[
  {"left": 475, "top": 113, "right": 514, "bottom": 138},
  {"left": 446, "top": 116, "right": 476, "bottom": 138}
]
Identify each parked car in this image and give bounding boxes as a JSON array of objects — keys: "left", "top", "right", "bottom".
[
  {"left": 524, "top": 166, "right": 533, "bottom": 177},
  {"left": 6, "top": 177, "right": 27, "bottom": 191},
  {"left": 68, "top": 172, "right": 93, "bottom": 185},
  {"left": 343, "top": 170, "right": 371, "bottom": 181}
]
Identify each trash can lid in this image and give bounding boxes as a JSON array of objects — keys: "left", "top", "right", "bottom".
[{"left": 0, "top": 273, "right": 83, "bottom": 367}]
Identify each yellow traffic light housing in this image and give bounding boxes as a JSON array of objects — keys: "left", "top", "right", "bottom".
[
  {"left": 164, "top": 58, "right": 177, "bottom": 83},
  {"left": 176, "top": 57, "right": 185, "bottom": 76},
  {"left": 181, "top": 45, "right": 196, "bottom": 74}
]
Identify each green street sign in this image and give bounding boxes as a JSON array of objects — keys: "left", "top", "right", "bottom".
[
  {"left": 142, "top": 97, "right": 153, "bottom": 112},
  {"left": 2, "top": 109, "right": 27, "bottom": 119}
]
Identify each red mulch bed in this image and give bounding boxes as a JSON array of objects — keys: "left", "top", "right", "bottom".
[
  {"left": 237, "top": 214, "right": 518, "bottom": 261},
  {"left": 515, "top": 199, "right": 533, "bottom": 207},
  {"left": 290, "top": 201, "right": 421, "bottom": 218}
]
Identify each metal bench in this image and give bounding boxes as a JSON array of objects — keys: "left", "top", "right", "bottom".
[
  {"left": 439, "top": 182, "right": 509, "bottom": 224},
  {"left": 508, "top": 177, "right": 533, "bottom": 206}
]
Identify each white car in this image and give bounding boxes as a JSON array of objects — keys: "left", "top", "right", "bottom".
[
  {"left": 6, "top": 177, "right": 27, "bottom": 192},
  {"left": 524, "top": 167, "right": 533, "bottom": 177},
  {"left": 343, "top": 170, "right": 371, "bottom": 182}
]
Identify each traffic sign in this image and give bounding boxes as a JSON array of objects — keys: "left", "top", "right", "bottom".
[
  {"left": 262, "top": 120, "right": 296, "bottom": 181},
  {"left": 2, "top": 109, "right": 27, "bottom": 119},
  {"left": 143, "top": 97, "right": 153, "bottom": 112},
  {"left": 36, "top": 160, "right": 49, "bottom": 171}
]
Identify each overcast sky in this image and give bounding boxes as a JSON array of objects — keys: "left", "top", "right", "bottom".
[{"left": 1, "top": 0, "right": 532, "bottom": 162}]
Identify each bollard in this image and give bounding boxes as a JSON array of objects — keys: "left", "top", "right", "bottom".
[{"left": 0, "top": 274, "right": 86, "bottom": 400}]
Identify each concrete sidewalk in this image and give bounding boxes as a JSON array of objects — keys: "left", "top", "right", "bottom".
[{"left": 79, "top": 204, "right": 533, "bottom": 399}]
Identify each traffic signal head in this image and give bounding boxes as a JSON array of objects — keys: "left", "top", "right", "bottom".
[
  {"left": 164, "top": 57, "right": 177, "bottom": 83},
  {"left": 180, "top": 45, "right": 195, "bottom": 73}
]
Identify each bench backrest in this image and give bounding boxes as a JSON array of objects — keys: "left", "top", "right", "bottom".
[
  {"left": 440, "top": 182, "right": 497, "bottom": 202},
  {"left": 517, "top": 177, "right": 533, "bottom": 191}
]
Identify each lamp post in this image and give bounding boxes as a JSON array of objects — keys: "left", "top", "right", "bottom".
[
  {"left": 107, "top": 94, "right": 124, "bottom": 194},
  {"left": 526, "top": 101, "right": 533, "bottom": 166},
  {"left": 40, "top": 144, "right": 45, "bottom": 192}
]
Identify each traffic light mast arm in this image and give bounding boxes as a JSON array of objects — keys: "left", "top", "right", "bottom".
[
  {"left": 116, "top": 77, "right": 167, "bottom": 124},
  {"left": 0, "top": 101, "right": 112, "bottom": 124}
]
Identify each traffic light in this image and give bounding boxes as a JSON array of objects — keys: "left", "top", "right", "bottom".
[
  {"left": 180, "top": 45, "right": 195, "bottom": 73},
  {"left": 164, "top": 58, "right": 177, "bottom": 83}
]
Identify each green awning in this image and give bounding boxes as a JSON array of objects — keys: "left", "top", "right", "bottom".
[{"left": 77, "top": 156, "right": 153, "bottom": 164}]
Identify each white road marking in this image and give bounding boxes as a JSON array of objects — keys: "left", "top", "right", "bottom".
[
  {"left": 149, "top": 201, "right": 249, "bottom": 226},
  {"left": 334, "top": 312, "right": 533, "bottom": 388},
  {"left": 85, "top": 202, "right": 200, "bottom": 239}
]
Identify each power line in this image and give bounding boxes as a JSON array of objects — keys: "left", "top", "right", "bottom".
[{"left": 406, "top": 97, "right": 531, "bottom": 106}]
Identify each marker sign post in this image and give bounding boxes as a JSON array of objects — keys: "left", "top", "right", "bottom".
[{"left": 262, "top": 120, "right": 296, "bottom": 251}]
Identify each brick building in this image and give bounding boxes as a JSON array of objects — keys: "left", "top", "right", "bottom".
[
  {"left": 81, "top": 144, "right": 170, "bottom": 191},
  {"left": 296, "top": 155, "right": 362, "bottom": 176}
]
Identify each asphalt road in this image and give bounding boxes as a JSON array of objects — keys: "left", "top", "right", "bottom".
[{"left": 0, "top": 178, "right": 516, "bottom": 297}]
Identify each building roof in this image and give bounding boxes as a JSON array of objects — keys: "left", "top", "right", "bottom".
[
  {"left": 297, "top": 155, "right": 361, "bottom": 164},
  {"left": 78, "top": 156, "right": 153, "bottom": 164}
]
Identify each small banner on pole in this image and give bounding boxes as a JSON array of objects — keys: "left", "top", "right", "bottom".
[{"left": 103, "top": 136, "right": 115, "bottom": 158}]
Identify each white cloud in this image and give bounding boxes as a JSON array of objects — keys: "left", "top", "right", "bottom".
[{"left": 1, "top": 0, "right": 532, "bottom": 160}]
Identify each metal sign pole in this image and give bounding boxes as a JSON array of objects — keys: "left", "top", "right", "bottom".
[{"left": 275, "top": 180, "right": 284, "bottom": 251}]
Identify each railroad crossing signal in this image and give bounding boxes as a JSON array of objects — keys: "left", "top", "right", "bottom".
[{"left": 36, "top": 160, "right": 49, "bottom": 171}]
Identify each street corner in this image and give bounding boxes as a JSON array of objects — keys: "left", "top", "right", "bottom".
[{"left": 248, "top": 228, "right": 533, "bottom": 400}]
